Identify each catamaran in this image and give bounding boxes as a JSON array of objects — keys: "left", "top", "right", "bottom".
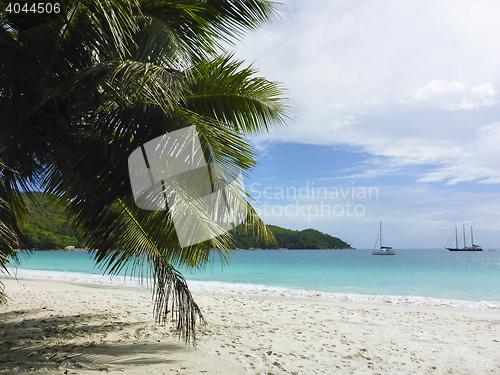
[
  {"left": 373, "top": 221, "right": 396, "bottom": 255},
  {"left": 446, "top": 225, "right": 483, "bottom": 251}
]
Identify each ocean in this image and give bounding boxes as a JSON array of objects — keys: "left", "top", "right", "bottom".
[{"left": 5, "top": 249, "right": 500, "bottom": 309}]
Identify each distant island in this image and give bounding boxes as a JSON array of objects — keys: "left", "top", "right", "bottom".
[
  {"left": 18, "top": 194, "right": 353, "bottom": 250},
  {"left": 229, "top": 225, "right": 354, "bottom": 250}
]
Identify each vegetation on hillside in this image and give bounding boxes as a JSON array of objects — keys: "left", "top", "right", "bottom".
[
  {"left": 231, "top": 225, "right": 353, "bottom": 250},
  {"left": 20, "top": 195, "right": 81, "bottom": 250},
  {"left": 18, "top": 195, "right": 352, "bottom": 250}
]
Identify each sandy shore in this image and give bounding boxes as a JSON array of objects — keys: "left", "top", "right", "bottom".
[{"left": 1, "top": 279, "right": 499, "bottom": 374}]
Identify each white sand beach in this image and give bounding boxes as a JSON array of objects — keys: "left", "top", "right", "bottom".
[{"left": 1, "top": 278, "right": 499, "bottom": 374}]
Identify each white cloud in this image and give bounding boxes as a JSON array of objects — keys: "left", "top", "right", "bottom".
[
  {"left": 330, "top": 122, "right": 500, "bottom": 185},
  {"left": 366, "top": 139, "right": 463, "bottom": 166},
  {"left": 329, "top": 114, "right": 359, "bottom": 131},
  {"left": 444, "top": 84, "right": 496, "bottom": 110},
  {"left": 412, "top": 80, "right": 467, "bottom": 100},
  {"left": 471, "top": 83, "right": 496, "bottom": 96},
  {"left": 398, "top": 80, "right": 497, "bottom": 110},
  {"left": 442, "top": 83, "right": 498, "bottom": 109},
  {"left": 237, "top": 0, "right": 500, "bottom": 185},
  {"left": 418, "top": 123, "right": 500, "bottom": 184}
]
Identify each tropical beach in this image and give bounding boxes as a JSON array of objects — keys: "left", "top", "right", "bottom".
[
  {"left": 3, "top": 0, "right": 500, "bottom": 374},
  {"left": 1, "top": 277, "right": 500, "bottom": 375},
  {"left": 3, "top": 248, "right": 500, "bottom": 374}
]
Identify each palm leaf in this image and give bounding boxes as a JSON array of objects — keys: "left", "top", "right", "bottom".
[
  {"left": 186, "top": 54, "right": 289, "bottom": 133},
  {"left": 138, "top": 0, "right": 280, "bottom": 65},
  {"left": 73, "top": 197, "right": 207, "bottom": 343},
  {"left": 0, "top": 160, "right": 28, "bottom": 304}
]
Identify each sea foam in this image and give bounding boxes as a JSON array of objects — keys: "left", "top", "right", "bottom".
[{"left": 5, "top": 268, "right": 499, "bottom": 311}]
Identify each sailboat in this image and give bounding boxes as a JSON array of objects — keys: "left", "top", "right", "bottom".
[
  {"left": 277, "top": 234, "right": 288, "bottom": 251},
  {"left": 372, "top": 221, "right": 396, "bottom": 255},
  {"left": 446, "top": 225, "right": 483, "bottom": 251}
]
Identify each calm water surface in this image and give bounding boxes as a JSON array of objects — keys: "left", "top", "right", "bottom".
[{"left": 9, "top": 249, "right": 500, "bottom": 302}]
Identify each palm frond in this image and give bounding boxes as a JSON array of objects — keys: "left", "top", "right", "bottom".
[
  {"left": 0, "top": 160, "right": 27, "bottom": 304},
  {"left": 138, "top": 0, "right": 281, "bottom": 65},
  {"left": 186, "top": 55, "right": 289, "bottom": 133},
  {"left": 46, "top": 59, "right": 186, "bottom": 112},
  {"left": 69, "top": 197, "right": 207, "bottom": 343}
]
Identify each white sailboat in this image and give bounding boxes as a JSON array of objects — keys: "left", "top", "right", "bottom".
[
  {"left": 373, "top": 221, "right": 396, "bottom": 255},
  {"left": 278, "top": 234, "right": 288, "bottom": 251}
]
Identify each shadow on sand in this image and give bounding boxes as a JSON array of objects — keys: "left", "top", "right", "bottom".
[{"left": 0, "top": 308, "right": 187, "bottom": 373}]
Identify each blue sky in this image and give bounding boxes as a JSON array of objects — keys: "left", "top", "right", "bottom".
[{"left": 231, "top": 0, "right": 500, "bottom": 249}]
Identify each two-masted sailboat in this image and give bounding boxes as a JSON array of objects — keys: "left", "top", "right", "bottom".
[
  {"left": 373, "top": 221, "right": 396, "bottom": 255},
  {"left": 446, "top": 225, "right": 483, "bottom": 251}
]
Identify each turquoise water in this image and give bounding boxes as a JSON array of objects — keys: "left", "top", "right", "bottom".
[{"left": 7, "top": 249, "right": 500, "bottom": 302}]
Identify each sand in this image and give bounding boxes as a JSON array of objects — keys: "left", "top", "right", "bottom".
[{"left": 1, "top": 278, "right": 499, "bottom": 375}]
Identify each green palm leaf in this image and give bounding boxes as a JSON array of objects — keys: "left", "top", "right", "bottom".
[{"left": 187, "top": 54, "right": 289, "bottom": 133}]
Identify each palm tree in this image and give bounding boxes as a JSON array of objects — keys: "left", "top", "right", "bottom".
[{"left": 0, "top": 0, "right": 288, "bottom": 341}]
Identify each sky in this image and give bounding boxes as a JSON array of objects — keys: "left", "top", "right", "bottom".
[{"left": 230, "top": 0, "right": 500, "bottom": 249}]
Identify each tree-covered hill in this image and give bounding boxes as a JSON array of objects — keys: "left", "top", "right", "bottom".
[
  {"left": 18, "top": 194, "right": 353, "bottom": 250},
  {"left": 230, "top": 225, "right": 353, "bottom": 250},
  {"left": 19, "top": 194, "right": 82, "bottom": 250}
]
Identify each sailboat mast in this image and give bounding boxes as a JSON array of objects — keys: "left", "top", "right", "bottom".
[
  {"left": 471, "top": 226, "right": 474, "bottom": 245},
  {"left": 463, "top": 224, "right": 466, "bottom": 248},
  {"left": 380, "top": 221, "right": 382, "bottom": 249},
  {"left": 455, "top": 225, "right": 458, "bottom": 249}
]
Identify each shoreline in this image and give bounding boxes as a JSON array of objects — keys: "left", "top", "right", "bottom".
[
  {"left": 4, "top": 269, "right": 500, "bottom": 312},
  {"left": 1, "top": 278, "right": 499, "bottom": 374},
  {"left": 5, "top": 276, "right": 500, "bottom": 317}
]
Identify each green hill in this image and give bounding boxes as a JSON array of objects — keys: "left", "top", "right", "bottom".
[
  {"left": 230, "top": 225, "right": 353, "bottom": 250},
  {"left": 18, "top": 194, "right": 353, "bottom": 250},
  {"left": 19, "top": 194, "right": 82, "bottom": 250}
]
